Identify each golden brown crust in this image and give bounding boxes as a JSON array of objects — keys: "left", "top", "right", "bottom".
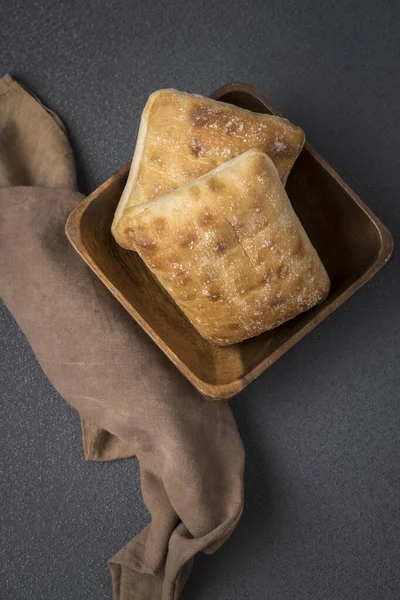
[
  {"left": 112, "top": 89, "right": 305, "bottom": 249},
  {"left": 123, "top": 150, "right": 330, "bottom": 346}
]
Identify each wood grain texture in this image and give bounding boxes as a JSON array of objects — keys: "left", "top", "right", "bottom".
[{"left": 66, "top": 82, "right": 394, "bottom": 400}]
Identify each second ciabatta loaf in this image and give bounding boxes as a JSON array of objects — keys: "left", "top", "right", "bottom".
[
  {"left": 122, "top": 149, "right": 330, "bottom": 345},
  {"left": 112, "top": 89, "right": 305, "bottom": 249}
]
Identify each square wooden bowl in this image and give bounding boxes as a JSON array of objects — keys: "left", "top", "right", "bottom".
[{"left": 66, "top": 82, "right": 393, "bottom": 400}]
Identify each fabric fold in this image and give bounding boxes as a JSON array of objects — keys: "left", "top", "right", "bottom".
[{"left": 0, "top": 73, "right": 129, "bottom": 462}]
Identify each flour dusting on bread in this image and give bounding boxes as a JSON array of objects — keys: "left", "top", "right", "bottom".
[
  {"left": 112, "top": 89, "right": 305, "bottom": 249},
  {"left": 120, "top": 150, "right": 330, "bottom": 345}
]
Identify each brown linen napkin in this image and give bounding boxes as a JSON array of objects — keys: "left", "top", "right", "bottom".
[
  {"left": 0, "top": 72, "right": 133, "bottom": 461},
  {"left": 0, "top": 74, "right": 245, "bottom": 600}
]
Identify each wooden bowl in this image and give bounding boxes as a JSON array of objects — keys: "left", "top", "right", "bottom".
[{"left": 66, "top": 82, "right": 393, "bottom": 400}]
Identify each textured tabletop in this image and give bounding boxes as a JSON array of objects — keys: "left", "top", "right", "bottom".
[{"left": 1, "top": 1, "right": 399, "bottom": 598}]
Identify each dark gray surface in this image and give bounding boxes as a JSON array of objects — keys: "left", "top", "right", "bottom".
[{"left": 1, "top": 0, "right": 399, "bottom": 598}]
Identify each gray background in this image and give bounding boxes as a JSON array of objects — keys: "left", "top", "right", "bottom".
[{"left": 1, "top": 0, "right": 399, "bottom": 598}]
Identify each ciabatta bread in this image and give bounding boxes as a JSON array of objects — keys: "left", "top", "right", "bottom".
[
  {"left": 122, "top": 149, "right": 330, "bottom": 345},
  {"left": 112, "top": 89, "right": 305, "bottom": 249}
]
